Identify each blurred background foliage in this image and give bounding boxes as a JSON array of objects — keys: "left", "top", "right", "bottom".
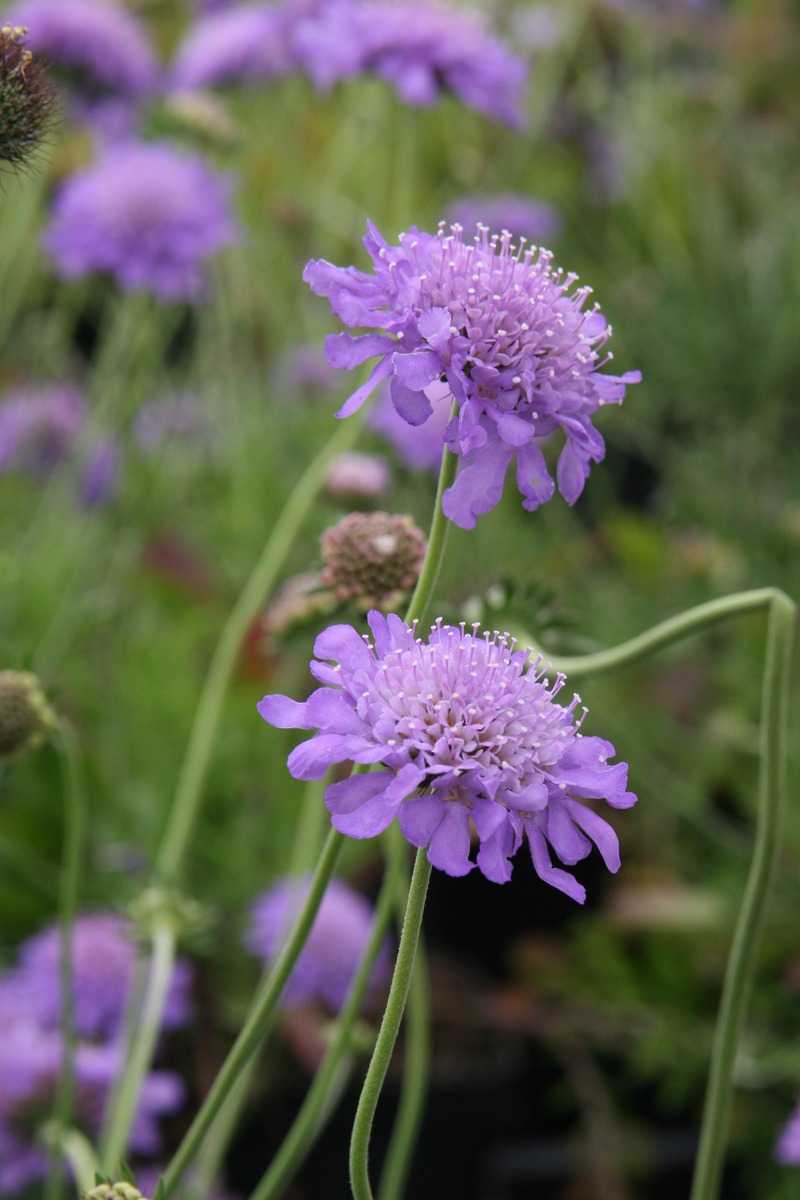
[{"left": 1, "top": 0, "right": 799, "bottom": 1196}]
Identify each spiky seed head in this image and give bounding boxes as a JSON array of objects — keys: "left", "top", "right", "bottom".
[
  {"left": 0, "top": 25, "right": 56, "bottom": 170},
  {"left": 0, "top": 670, "right": 56, "bottom": 758},
  {"left": 320, "top": 511, "right": 427, "bottom": 610}
]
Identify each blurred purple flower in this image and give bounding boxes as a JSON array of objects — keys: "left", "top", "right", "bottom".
[
  {"left": 43, "top": 141, "right": 238, "bottom": 301},
  {"left": 369, "top": 380, "right": 450, "bottom": 471},
  {"left": 0, "top": 1016, "right": 183, "bottom": 1193},
  {"left": 325, "top": 452, "right": 390, "bottom": 500},
  {"left": 304, "top": 220, "right": 640, "bottom": 528},
  {"left": 7, "top": 0, "right": 159, "bottom": 107},
  {"left": 0, "top": 384, "right": 83, "bottom": 476},
  {"left": 134, "top": 393, "right": 205, "bottom": 452},
  {"left": 80, "top": 437, "right": 121, "bottom": 507},
  {"left": 246, "top": 877, "right": 389, "bottom": 1009},
  {"left": 258, "top": 614, "right": 636, "bottom": 900},
  {"left": 286, "top": 344, "right": 340, "bottom": 395},
  {"left": 294, "top": 0, "right": 528, "bottom": 125},
  {"left": 170, "top": 3, "right": 292, "bottom": 91},
  {"left": 12, "top": 912, "right": 192, "bottom": 1041},
  {"left": 445, "top": 194, "right": 562, "bottom": 244},
  {"left": 777, "top": 1104, "right": 800, "bottom": 1165}
]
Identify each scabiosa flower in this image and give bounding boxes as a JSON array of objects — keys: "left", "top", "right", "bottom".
[
  {"left": 369, "top": 379, "right": 450, "bottom": 471},
  {"left": 246, "top": 877, "right": 389, "bottom": 1010},
  {"left": 294, "top": 0, "right": 528, "bottom": 125},
  {"left": 325, "top": 451, "right": 390, "bottom": 501},
  {"left": 445, "top": 194, "right": 562, "bottom": 245},
  {"left": 776, "top": 1104, "right": 800, "bottom": 1165},
  {"left": 0, "top": 671, "right": 55, "bottom": 759},
  {"left": 6, "top": 0, "right": 158, "bottom": 108},
  {"left": 170, "top": 3, "right": 292, "bottom": 92},
  {"left": 0, "top": 24, "right": 56, "bottom": 172},
  {"left": 134, "top": 393, "right": 206, "bottom": 452},
  {"left": 43, "top": 141, "right": 238, "bottom": 301},
  {"left": 259, "top": 614, "right": 635, "bottom": 900},
  {"left": 0, "top": 384, "right": 83, "bottom": 476},
  {"left": 11, "top": 912, "right": 192, "bottom": 1040},
  {"left": 321, "top": 511, "right": 426, "bottom": 609},
  {"left": 0, "top": 1010, "right": 183, "bottom": 1193},
  {"left": 304, "top": 221, "right": 640, "bottom": 529}
]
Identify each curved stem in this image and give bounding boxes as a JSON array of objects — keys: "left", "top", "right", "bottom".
[
  {"left": 160, "top": 829, "right": 344, "bottom": 1195},
  {"left": 99, "top": 922, "right": 177, "bottom": 1171},
  {"left": 350, "top": 849, "right": 432, "bottom": 1200},
  {"left": 248, "top": 831, "right": 404, "bottom": 1200},
  {"left": 45, "top": 724, "right": 86, "bottom": 1200},
  {"left": 44, "top": 1127, "right": 97, "bottom": 1194}
]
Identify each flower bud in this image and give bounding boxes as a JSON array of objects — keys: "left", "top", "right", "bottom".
[
  {"left": 0, "top": 670, "right": 56, "bottom": 758},
  {"left": 0, "top": 25, "right": 56, "bottom": 170},
  {"left": 84, "top": 1185, "right": 149, "bottom": 1200},
  {"left": 320, "top": 511, "right": 427, "bottom": 610}
]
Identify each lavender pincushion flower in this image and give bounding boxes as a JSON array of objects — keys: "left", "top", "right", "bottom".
[
  {"left": 43, "top": 141, "right": 238, "bottom": 301},
  {"left": 259, "top": 614, "right": 635, "bottom": 901},
  {"left": 304, "top": 220, "right": 641, "bottom": 529},
  {"left": 777, "top": 1103, "right": 800, "bottom": 1165},
  {"left": 0, "top": 384, "right": 83, "bottom": 476},
  {"left": 13, "top": 912, "right": 192, "bottom": 1040},
  {"left": 294, "top": 0, "right": 527, "bottom": 125},
  {"left": 7, "top": 0, "right": 158, "bottom": 103},
  {"left": 170, "top": 4, "right": 292, "bottom": 92},
  {"left": 246, "top": 877, "right": 389, "bottom": 1009}
]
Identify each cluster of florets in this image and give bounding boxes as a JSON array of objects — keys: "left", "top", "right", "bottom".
[
  {"left": 43, "top": 141, "right": 238, "bottom": 301},
  {"left": 246, "top": 877, "right": 389, "bottom": 1010},
  {"left": 304, "top": 220, "right": 641, "bottom": 528},
  {"left": 259, "top": 614, "right": 635, "bottom": 902},
  {"left": 0, "top": 24, "right": 56, "bottom": 171},
  {"left": 0, "top": 914, "right": 191, "bottom": 1192},
  {"left": 0, "top": 670, "right": 55, "bottom": 759},
  {"left": 321, "top": 511, "right": 427, "bottom": 609}
]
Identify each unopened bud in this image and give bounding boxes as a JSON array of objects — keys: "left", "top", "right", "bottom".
[
  {"left": 321, "top": 511, "right": 427, "bottom": 610},
  {"left": 0, "top": 25, "right": 56, "bottom": 171},
  {"left": 0, "top": 670, "right": 56, "bottom": 758},
  {"left": 84, "top": 1184, "right": 149, "bottom": 1200}
]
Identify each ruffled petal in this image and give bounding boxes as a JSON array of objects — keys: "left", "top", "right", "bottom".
[
  {"left": 427, "top": 805, "right": 474, "bottom": 876},
  {"left": 515, "top": 442, "right": 555, "bottom": 512},
  {"left": 325, "top": 331, "right": 396, "bottom": 369},
  {"left": 565, "top": 799, "right": 621, "bottom": 872},
  {"left": 398, "top": 791, "right": 445, "bottom": 847},
  {"left": 327, "top": 763, "right": 423, "bottom": 838},
  {"left": 527, "top": 826, "right": 586, "bottom": 903},
  {"left": 314, "top": 624, "right": 373, "bottom": 673},
  {"left": 288, "top": 734, "right": 382, "bottom": 781},
  {"left": 392, "top": 348, "right": 442, "bottom": 391},
  {"left": 556, "top": 440, "right": 589, "bottom": 505},
  {"left": 335, "top": 357, "right": 393, "bottom": 419},
  {"left": 546, "top": 801, "right": 592, "bottom": 865},
  {"left": 390, "top": 375, "right": 434, "bottom": 426},
  {"left": 442, "top": 437, "right": 513, "bottom": 529},
  {"left": 257, "top": 693, "right": 312, "bottom": 731},
  {"left": 305, "top": 689, "right": 368, "bottom": 735},
  {"left": 477, "top": 819, "right": 518, "bottom": 884},
  {"left": 417, "top": 306, "right": 452, "bottom": 352}
]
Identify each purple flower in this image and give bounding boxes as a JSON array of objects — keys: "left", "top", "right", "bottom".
[
  {"left": 258, "top": 615, "right": 636, "bottom": 900},
  {"left": 43, "top": 141, "right": 238, "bottom": 301},
  {"left": 79, "top": 437, "right": 121, "bottom": 507},
  {"left": 369, "top": 379, "right": 449, "bottom": 472},
  {"left": 304, "top": 221, "right": 641, "bottom": 528},
  {"left": 170, "top": 4, "right": 292, "bottom": 92},
  {"left": 0, "top": 384, "right": 83, "bottom": 476},
  {"left": 12, "top": 912, "right": 192, "bottom": 1041},
  {"left": 0, "top": 995, "right": 183, "bottom": 1193},
  {"left": 445, "top": 194, "right": 562, "bottom": 245},
  {"left": 285, "top": 343, "right": 341, "bottom": 395},
  {"left": 134, "top": 393, "right": 205, "bottom": 452},
  {"left": 777, "top": 1104, "right": 800, "bottom": 1165},
  {"left": 6, "top": 0, "right": 159, "bottom": 104},
  {"left": 294, "top": 1, "right": 528, "bottom": 125},
  {"left": 325, "top": 452, "right": 390, "bottom": 500},
  {"left": 246, "top": 877, "right": 389, "bottom": 1009}
]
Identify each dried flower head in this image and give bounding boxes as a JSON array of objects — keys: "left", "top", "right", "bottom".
[
  {"left": 0, "top": 24, "right": 56, "bottom": 171},
  {"left": 325, "top": 451, "right": 390, "bottom": 501},
  {"left": 0, "top": 670, "right": 55, "bottom": 759},
  {"left": 305, "top": 220, "right": 640, "bottom": 528},
  {"left": 259, "top": 614, "right": 635, "bottom": 901},
  {"left": 321, "top": 511, "right": 426, "bottom": 609}
]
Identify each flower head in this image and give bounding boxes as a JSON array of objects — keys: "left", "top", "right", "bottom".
[
  {"left": 6, "top": 0, "right": 158, "bottom": 103},
  {"left": 246, "top": 877, "right": 389, "bottom": 1009},
  {"left": 0, "top": 24, "right": 56, "bottom": 171},
  {"left": 777, "top": 1103, "right": 800, "bottom": 1165},
  {"left": 304, "top": 220, "right": 641, "bottom": 528},
  {"left": 321, "top": 511, "right": 426, "bottom": 609},
  {"left": 0, "top": 671, "right": 55, "bottom": 759},
  {"left": 259, "top": 615, "right": 635, "bottom": 900},
  {"left": 325, "top": 451, "right": 389, "bottom": 501},
  {"left": 0, "top": 384, "right": 83, "bottom": 476},
  {"left": 294, "top": 0, "right": 527, "bottom": 125},
  {"left": 12, "top": 912, "right": 192, "bottom": 1040},
  {"left": 43, "top": 141, "right": 238, "bottom": 301},
  {"left": 171, "top": 3, "right": 293, "bottom": 92}
]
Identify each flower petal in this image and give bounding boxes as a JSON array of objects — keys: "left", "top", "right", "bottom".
[
  {"left": 427, "top": 805, "right": 474, "bottom": 876},
  {"left": 565, "top": 799, "right": 621, "bottom": 872},
  {"left": 257, "top": 693, "right": 312, "bottom": 730},
  {"left": 390, "top": 375, "right": 434, "bottom": 426},
  {"left": 392, "top": 349, "right": 442, "bottom": 391},
  {"left": 546, "top": 801, "right": 592, "bottom": 865},
  {"left": 442, "top": 437, "right": 512, "bottom": 529},
  {"left": 335, "top": 357, "right": 393, "bottom": 419},
  {"left": 398, "top": 791, "right": 444, "bottom": 847},
  {"left": 527, "top": 826, "right": 586, "bottom": 903},
  {"left": 313, "top": 624, "right": 373, "bottom": 673},
  {"left": 326, "top": 332, "right": 396, "bottom": 369}
]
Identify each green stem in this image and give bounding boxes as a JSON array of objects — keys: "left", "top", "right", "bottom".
[
  {"left": 47, "top": 1128, "right": 97, "bottom": 1194},
  {"left": 99, "top": 922, "right": 177, "bottom": 1172},
  {"left": 520, "top": 587, "right": 796, "bottom": 1200},
  {"left": 248, "top": 831, "right": 403, "bottom": 1200},
  {"left": 160, "top": 829, "right": 344, "bottom": 1195},
  {"left": 349, "top": 850, "right": 432, "bottom": 1200},
  {"left": 404, "top": 443, "right": 457, "bottom": 629},
  {"left": 103, "top": 411, "right": 366, "bottom": 1163},
  {"left": 45, "top": 724, "right": 86, "bottom": 1200}
]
